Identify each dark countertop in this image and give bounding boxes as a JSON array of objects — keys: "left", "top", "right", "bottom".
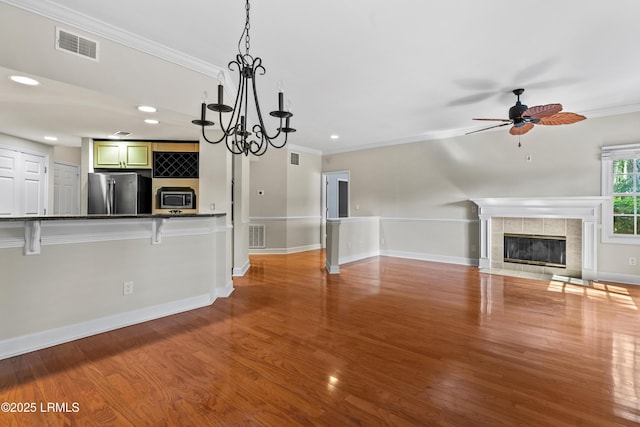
[{"left": 0, "top": 213, "right": 225, "bottom": 222}]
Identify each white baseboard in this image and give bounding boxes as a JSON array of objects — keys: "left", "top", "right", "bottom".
[
  {"left": 596, "top": 271, "right": 640, "bottom": 285},
  {"left": 326, "top": 261, "right": 340, "bottom": 274},
  {"left": 249, "top": 243, "right": 321, "bottom": 255},
  {"left": 339, "top": 250, "right": 380, "bottom": 266},
  {"left": 381, "top": 250, "right": 479, "bottom": 267},
  {"left": 216, "top": 281, "right": 235, "bottom": 297},
  {"left": 0, "top": 293, "right": 215, "bottom": 361},
  {"left": 232, "top": 260, "right": 250, "bottom": 277},
  {"left": 329, "top": 248, "right": 479, "bottom": 271}
]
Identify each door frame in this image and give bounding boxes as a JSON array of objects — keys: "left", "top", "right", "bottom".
[{"left": 321, "top": 170, "right": 350, "bottom": 248}]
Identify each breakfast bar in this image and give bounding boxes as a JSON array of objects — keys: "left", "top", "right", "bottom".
[{"left": 0, "top": 214, "right": 232, "bottom": 360}]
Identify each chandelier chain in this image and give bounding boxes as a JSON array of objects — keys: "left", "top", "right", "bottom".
[{"left": 244, "top": 0, "right": 251, "bottom": 55}]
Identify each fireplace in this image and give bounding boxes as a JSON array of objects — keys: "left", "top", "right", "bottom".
[
  {"left": 504, "top": 233, "right": 566, "bottom": 268},
  {"left": 490, "top": 218, "right": 579, "bottom": 276},
  {"left": 471, "top": 197, "right": 607, "bottom": 281}
]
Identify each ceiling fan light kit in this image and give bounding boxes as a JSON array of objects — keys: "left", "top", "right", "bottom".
[
  {"left": 467, "top": 88, "right": 586, "bottom": 137},
  {"left": 191, "top": 0, "right": 295, "bottom": 156}
]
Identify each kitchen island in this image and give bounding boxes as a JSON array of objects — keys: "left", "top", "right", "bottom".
[{"left": 0, "top": 213, "right": 231, "bottom": 360}]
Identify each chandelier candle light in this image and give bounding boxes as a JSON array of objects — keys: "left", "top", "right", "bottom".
[{"left": 192, "top": 0, "right": 295, "bottom": 156}]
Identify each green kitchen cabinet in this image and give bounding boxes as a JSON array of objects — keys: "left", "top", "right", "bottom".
[{"left": 94, "top": 141, "right": 152, "bottom": 169}]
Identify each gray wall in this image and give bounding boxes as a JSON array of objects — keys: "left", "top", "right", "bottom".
[{"left": 249, "top": 147, "right": 322, "bottom": 253}]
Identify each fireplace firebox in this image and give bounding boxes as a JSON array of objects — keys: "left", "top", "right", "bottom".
[{"left": 504, "top": 233, "right": 566, "bottom": 268}]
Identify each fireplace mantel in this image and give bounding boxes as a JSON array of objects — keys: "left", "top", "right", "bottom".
[{"left": 471, "top": 197, "right": 608, "bottom": 280}]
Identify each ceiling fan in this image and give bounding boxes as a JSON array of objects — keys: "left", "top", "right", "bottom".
[{"left": 466, "top": 88, "right": 586, "bottom": 135}]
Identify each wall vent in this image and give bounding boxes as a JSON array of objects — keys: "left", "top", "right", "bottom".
[
  {"left": 56, "top": 28, "right": 98, "bottom": 60},
  {"left": 290, "top": 152, "right": 300, "bottom": 165},
  {"left": 249, "top": 224, "right": 266, "bottom": 249}
]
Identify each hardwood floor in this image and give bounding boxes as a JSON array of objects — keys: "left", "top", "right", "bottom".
[{"left": 1, "top": 250, "right": 640, "bottom": 426}]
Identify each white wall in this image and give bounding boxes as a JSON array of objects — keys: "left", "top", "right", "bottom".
[
  {"left": 323, "top": 112, "right": 640, "bottom": 282},
  {"left": 233, "top": 153, "right": 250, "bottom": 275},
  {"left": 198, "top": 134, "right": 233, "bottom": 282}
]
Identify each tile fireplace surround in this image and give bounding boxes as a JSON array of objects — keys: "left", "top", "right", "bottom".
[{"left": 472, "top": 197, "right": 608, "bottom": 281}]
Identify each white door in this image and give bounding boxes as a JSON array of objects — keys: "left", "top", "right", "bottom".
[
  {"left": 0, "top": 148, "right": 47, "bottom": 216},
  {"left": 0, "top": 148, "right": 19, "bottom": 216},
  {"left": 54, "top": 162, "right": 79, "bottom": 215},
  {"left": 22, "top": 152, "right": 47, "bottom": 215}
]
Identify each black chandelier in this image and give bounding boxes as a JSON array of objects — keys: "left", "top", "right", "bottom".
[{"left": 192, "top": 0, "right": 295, "bottom": 156}]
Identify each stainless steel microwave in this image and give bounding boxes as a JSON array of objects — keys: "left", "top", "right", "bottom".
[{"left": 159, "top": 189, "right": 195, "bottom": 209}]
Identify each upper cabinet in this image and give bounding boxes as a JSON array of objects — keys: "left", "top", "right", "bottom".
[
  {"left": 93, "top": 141, "right": 152, "bottom": 169},
  {"left": 151, "top": 142, "right": 198, "bottom": 152}
]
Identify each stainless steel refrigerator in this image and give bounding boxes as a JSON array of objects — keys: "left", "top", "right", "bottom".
[{"left": 88, "top": 172, "right": 151, "bottom": 215}]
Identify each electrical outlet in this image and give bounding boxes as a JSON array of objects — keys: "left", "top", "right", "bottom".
[
  {"left": 629, "top": 257, "right": 637, "bottom": 266},
  {"left": 123, "top": 281, "right": 134, "bottom": 295}
]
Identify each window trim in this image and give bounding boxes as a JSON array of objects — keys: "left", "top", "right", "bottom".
[{"left": 601, "top": 143, "right": 640, "bottom": 244}]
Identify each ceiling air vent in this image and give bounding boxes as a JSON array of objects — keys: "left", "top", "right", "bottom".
[
  {"left": 290, "top": 152, "right": 300, "bottom": 166},
  {"left": 112, "top": 131, "right": 132, "bottom": 138},
  {"left": 56, "top": 28, "right": 98, "bottom": 61}
]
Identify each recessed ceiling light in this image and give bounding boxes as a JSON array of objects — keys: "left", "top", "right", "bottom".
[
  {"left": 144, "top": 119, "right": 159, "bottom": 125},
  {"left": 330, "top": 134, "right": 340, "bottom": 140},
  {"left": 10, "top": 75, "right": 39, "bottom": 86},
  {"left": 137, "top": 105, "right": 157, "bottom": 113},
  {"left": 43, "top": 136, "right": 58, "bottom": 141}
]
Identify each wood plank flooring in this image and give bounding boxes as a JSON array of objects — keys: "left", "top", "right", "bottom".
[{"left": 1, "top": 250, "right": 640, "bottom": 426}]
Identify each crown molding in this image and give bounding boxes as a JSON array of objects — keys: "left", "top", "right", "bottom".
[
  {"left": 0, "top": 0, "right": 223, "bottom": 78},
  {"left": 582, "top": 103, "right": 640, "bottom": 120}
]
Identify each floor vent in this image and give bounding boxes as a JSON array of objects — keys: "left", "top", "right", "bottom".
[
  {"left": 249, "top": 224, "right": 266, "bottom": 248},
  {"left": 56, "top": 28, "right": 98, "bottom": 60}
]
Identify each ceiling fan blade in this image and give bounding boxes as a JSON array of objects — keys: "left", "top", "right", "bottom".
[
  {"left": 539, "top": 112, "right": 587, "bottom": 125},
  {"left": 466, "top": 122, "right": 512, "bottom": 135},
  {"left": 509, "top": 122, "right": 534, "bottom": 135},
  {"left": 472, "top": 118, "right": 512, "bottom": 122},
  {"left": 522, "top": 103, "right": 563, "bottom": 119}
]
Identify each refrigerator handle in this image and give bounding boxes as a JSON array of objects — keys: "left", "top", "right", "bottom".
[{"left": 107, "top": 178, "right": 115, "bottom": 215}]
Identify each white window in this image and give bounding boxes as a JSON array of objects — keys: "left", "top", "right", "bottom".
[{"left": 602, "top": 143, "right": 640, "bottom": 244}]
